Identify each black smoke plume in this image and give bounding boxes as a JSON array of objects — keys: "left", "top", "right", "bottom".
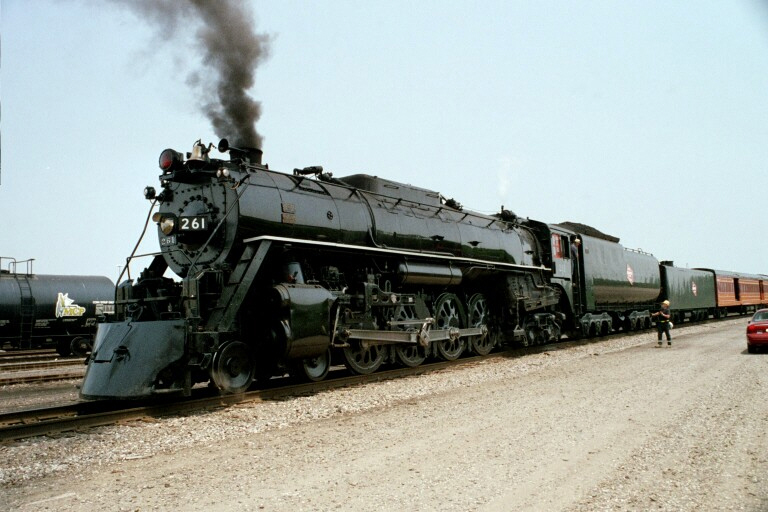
[{"left": 113, "top": 0, "right": 269, "bottom": 148}]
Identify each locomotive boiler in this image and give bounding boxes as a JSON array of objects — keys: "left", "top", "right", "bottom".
[
  {"left": 0, "top": 258, "right": 115, "bottom": 355},
  {"left": 81, "top": 140, "right": 563, "bottom": 398}
]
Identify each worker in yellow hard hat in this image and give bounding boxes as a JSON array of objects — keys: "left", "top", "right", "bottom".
[{"left": 652, "top": 300, "right": 672, "bottom": 346}]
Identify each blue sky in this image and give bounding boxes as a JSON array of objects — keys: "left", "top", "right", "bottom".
[{"left": 2, "top": 0, "right": 768, "bottom": 281}]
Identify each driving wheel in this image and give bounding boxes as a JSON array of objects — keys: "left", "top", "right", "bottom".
[
  {"left": 343, "top": 341, "right": 386, "bottom": 374},
  {"left": 466, "top": 293, "right": 495, "bottom": 356},
  {"left": 392, "top": 305, "right": 427, "bottom": 367},
  {"left": 433, "top": 293, "right": 466, "bottom": 360}
]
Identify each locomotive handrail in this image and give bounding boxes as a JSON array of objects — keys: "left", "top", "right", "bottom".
[
  {"left": 119, "top": 199, "right": 160, "bottom": 284},
  {"left": 122, "top": 250, "right": 167, "bottom": 261},
  {"left": 362, "top": 227, "right": 456, "bottom": 258},
  {"left": 241, "top": 235, "right": 551, "bottom": 273},
  {"left": 625, "top": 246, "right": 654, "bottom": 256},
  {"left": 291, "top": 174, "right": 335, "bottom": 196}
]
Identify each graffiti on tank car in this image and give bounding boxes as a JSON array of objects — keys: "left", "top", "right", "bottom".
[{"left": 55, "top": 292, "right": 86, "bottom": 318}]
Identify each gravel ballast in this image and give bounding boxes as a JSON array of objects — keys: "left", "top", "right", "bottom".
[{"left": 1, "top": 318, "right": 766, "bottom": 511}]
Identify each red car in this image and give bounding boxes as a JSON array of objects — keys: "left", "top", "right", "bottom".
[{"left": 746, "top": 309, "right": 768, "bottom": 353}]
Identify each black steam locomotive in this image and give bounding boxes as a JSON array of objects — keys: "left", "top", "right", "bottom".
[
  {"left": 81, "top": 140, "right": 568, "bottom": 398},
  {"left": 80, "top": 139, "right": 765, "bottom": 399}
]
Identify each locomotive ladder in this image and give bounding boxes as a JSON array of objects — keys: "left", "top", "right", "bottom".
[
  {"left": 205, "top": 240, "right": 273, "bottom": 333},
  {"left": 17, "top": 277, "right": 35, "bottom": 349}
]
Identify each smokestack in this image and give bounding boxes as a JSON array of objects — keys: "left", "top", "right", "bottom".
[
  {"left": 230, "top": 147, "right": 263, "bottom": 166},
  {"left": 217, "top": 138, "right": 262, "bottom": 166},
  {"left": 112, "top": 0, "right": 270, "bottom": 148}
]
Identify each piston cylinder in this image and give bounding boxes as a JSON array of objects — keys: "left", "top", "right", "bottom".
[{"left": 269, "top": 283, "right": 335, "bottom": 359}]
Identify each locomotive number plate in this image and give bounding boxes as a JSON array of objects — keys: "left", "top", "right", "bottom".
[
  {"left": 180, "top": 215, "right": 209, "bottom": 231},
  {"left": 160, "top": 235, "right": 177, "bottom": 246}
]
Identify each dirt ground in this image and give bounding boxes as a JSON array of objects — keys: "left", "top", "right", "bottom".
[{"left": 2, "top": 318, "right": 766, "bottom": 511}]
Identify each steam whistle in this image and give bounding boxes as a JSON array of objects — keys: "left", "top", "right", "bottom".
[{"left": 218, "top": 138, "right": 232, "bottom": 153}]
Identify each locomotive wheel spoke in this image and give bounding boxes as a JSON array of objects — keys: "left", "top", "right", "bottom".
[
  {"left": 211, "top": 340, "right": 255, "bottom": 394},
  {"left": 392, "top": 305, "right": 427, "bottom": 367},
  {"left": 343, "top": 342, "right": 385, "bottom": 375},
  {"left": 467, "top": 293, "right": 494, "bottom": 356},
  {"left": 395, "top": 344, "right": 427, "bottom": 367},
  {"left": 433, "top": 293, "right": 466, "bottom": 361},
  {"left": 436, "top": 337, "right": 464, "bottom": 360}
]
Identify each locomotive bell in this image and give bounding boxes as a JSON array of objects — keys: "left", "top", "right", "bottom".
[{"left": 186, "top": 139, "right": 212, "bottom": 170}]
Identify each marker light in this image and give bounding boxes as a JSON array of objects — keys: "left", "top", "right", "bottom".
[{"left": 159, "top": 149, "right": 183, "bottom": 172}]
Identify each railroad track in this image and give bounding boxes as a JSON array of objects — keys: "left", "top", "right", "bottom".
[
  {"left": 0, "top": 370, "right": 86, "bottom": 386},
  {"left": 1, "top": 317, "right": 740, "bottom": 444},
  {"left": 0, "top": 349, "right": 58, "bottom": 361},
  {"left": 0, "top": 357, "right": 86, "bottom": 386},
  {"left": 1, "top": 359, "right": 83, "bottom": 371},
  {"left": 0, "top": 354, "right": 499, "bottom": 443}
]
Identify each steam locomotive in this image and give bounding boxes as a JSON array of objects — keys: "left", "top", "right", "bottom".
[{"left": 80, "top": 140, "right": 767, "bottom": 399}]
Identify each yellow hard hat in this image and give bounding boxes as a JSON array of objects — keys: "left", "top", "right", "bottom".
[{"left": 662, "top": 300, "right": 670, "bottom": 305}]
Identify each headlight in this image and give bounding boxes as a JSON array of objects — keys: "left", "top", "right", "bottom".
[{"left": 159, "top": 216, "right": 176, "bottom": 235}]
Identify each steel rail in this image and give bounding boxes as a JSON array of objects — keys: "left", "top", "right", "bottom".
[
  {"left": 0, "top": 349, "right": 59, "bottom": 361},
  {"left": 0, "top": 317, "right": 735, "bottom": 444},
  {"left": 0, "top": 359, "right": 85, "bottom": 372},
  {"left": 0, "top": 370, "right": 86, "bottom": 386},
  {"left": 0, "top": 355, "right": 498, "bottom": 443}
]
